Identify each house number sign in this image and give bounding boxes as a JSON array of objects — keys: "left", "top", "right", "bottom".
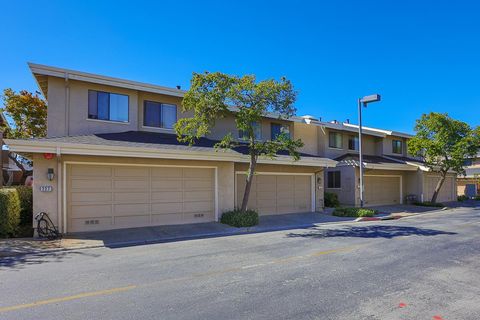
[{"left": 39, "top": 185, "right": 53, "bottom": 192}]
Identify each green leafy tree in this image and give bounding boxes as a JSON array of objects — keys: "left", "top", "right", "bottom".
[
  {"left": 175, "top": 72, "right": 304, "bottom": 212},
  {"left": 408, "top": 112, "right": 480, "bottom": 203},
  {"left": 1, "top": 88, "right": 47, "bottom": 184}
]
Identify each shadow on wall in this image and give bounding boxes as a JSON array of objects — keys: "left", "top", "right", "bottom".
[{"left": 286, "top": 225, "right": 457, "bottom": 240}]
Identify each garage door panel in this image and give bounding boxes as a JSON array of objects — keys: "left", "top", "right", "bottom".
[
  {"left": 114, "top": 167, "right": 148, "bottom": 177},
  {"left": 114, "top": 215, "right": 150, "bottom": 228},
  {"left": 151, "top": 179, "right": 182, "bottom": 190},
  {"left": 151, "top": 202, "right": 183, "bottom": 214},
  {"left": 68, "top": 165, "right": 216, "bottom": 232},
  {"left": 70, "top": 204, "right": 112, "bottom": 218},
  {"left": 113, "top": 179, "right": 148, "bottom": 190},
  {"left": 71, "top": 179, "right": 112, "bottom": 190},
  {"left": 183, "top": 201, "right": 213, "bottom": 213},
  {"left": 183, "top": 212, "right": 215, "bottom": 224},
  {"left": 70, "top": 217, "right": 112, "bottom": 231},
  {"left": 113, "top": 192, "right": 149, "bottom": 203},
  {"left": 151, "top": 191, "right": 183, "bottom": 202},
  {"left": 183, "top": 179, "right": 212, "bottom": 190},
  {"left": 71, "top": 192, "right": 112, "bottom": 204},
  {"left": 71, "top": 166, "right": 112, "bottom": 177},
  {"left": 152, "top": 213, "right": 184, "bottom": 225},
  {"left": 151, "top": 167, "right": 183, "bottom": 178}
]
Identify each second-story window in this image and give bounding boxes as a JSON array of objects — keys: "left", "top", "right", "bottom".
[
  {"left": 88, "top": 90, "right": 129, "bottom": 122},
  {"left": 239, "top": 122, "right": 262, "bottom": 141},
  {"left": 143, "top": 101, "right": 177, "bottom": 129},
  {"left": 271, "top": 123, "right": 290, "bottom": 140},
  {"left": 392, "top": 139, "right": 403, "bottom": 154},
  {"left": 348, "top": 135, "right": 359, "bottom": 151},
  {"left": 329, "top": 132, "right": 342, "bottom": 149}
]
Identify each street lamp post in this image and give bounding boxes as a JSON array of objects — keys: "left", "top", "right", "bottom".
[{"left": 358, "top": 94, "right": 381, "bottom": 207}]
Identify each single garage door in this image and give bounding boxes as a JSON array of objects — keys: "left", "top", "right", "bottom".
[
  {"left": 364, "top": 176, "right": 401, "bottom": 206},
  {"left": 425, "top": 175, "right": 455, "bottom": 203},
  {"left": 67, "top": 164, "right": 215, "bottom": 232},
  {"left": 236, "top": 173, "right": 312, "bottom": 215}
]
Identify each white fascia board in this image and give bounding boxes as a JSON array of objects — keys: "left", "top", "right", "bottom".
[
  {"left": 28, "top": 63, "right": 185, "bottom": 98},
  {"left": 317, "top": 122, "right": 387, "bottom": 137},
  {"left": 364, "top": 163, "right": 418, "bottom": 171},
  {"left": 5, "top": 139, "right": 337, "bottom": 168}
]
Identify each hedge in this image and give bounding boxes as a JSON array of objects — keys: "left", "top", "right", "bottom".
[
  {"left": 413, "top": 201, "right": 444, "bottom": 208},
  {"left": 0, "top": 188, "right": 21, "bottom": 237},
  {"left": 0, "top": 187, "right": 33, "bottom": 238},
  {"left": 333, "top": 207, "right": 377, "bottom": 217},
  {"left": 220, "top": 209, "right": 259, "bottom": 227},
  {"left": 324, "top": 192, "right": 340, "bottom": 208}
]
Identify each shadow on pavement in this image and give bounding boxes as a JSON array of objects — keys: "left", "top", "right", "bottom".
[{"left": 286, "top": 225, "right": 457, "bottom": 239}]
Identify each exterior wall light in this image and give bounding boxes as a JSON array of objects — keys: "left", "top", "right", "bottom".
[{"left": 47, "top": 168, "right": 55, "bottom": 181}]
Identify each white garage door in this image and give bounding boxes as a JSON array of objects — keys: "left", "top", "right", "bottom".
[
  {"left": 67, "top": 164, "right": 215, "bottom": 232},
  {"left": 236, "top": 173, "right": 312, "bottom": 215},
  {"left": 425, "top": 175, "right": 455, "bottom": 203},
  {"left": 364, "top": 176, "right": 401, "bottom": 206}
]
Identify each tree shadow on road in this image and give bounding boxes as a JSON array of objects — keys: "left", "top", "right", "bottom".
[
  {"left": 0, "top": 249, "right": 100, "bottom": 271},
  {"left": 286, "top": 225, "right": 457, "bottom": 240}
]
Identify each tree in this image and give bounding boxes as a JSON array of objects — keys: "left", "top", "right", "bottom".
[
  {"left": 1, "top": 88, "right": 47, "bottom": 184},
  {"left": 175, "top": 72, "right": 304, "bottom": 212},
  {"left": 408, "top": 112, "right": 480, "bottom": 203}
]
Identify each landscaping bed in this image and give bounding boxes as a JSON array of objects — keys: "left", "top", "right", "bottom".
[{"left": 333, "top": 207, "right": 378, "bottom": 218}]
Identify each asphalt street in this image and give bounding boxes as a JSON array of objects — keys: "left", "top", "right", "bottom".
[{"left": 1, "top": 207, "right": 479, "bottom": 320}]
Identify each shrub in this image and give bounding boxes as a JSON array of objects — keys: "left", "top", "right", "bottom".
[
  {"left": 457, "top": 195, "right": 468, "bottom": 202},
  {"left": 0, "top": 188, "right": 21, "bottom": 237},
  {"left": 324, "top": 192, "right": 340, "bottom": 207},
  {"left": 413, "top": 201, "right": 444, "bottom": 207},
  {"left": 16, "top": 186, "right": 33, "bottom": 226},
  {"left": 333, "top": 207, "right": 377, "bottom": 217},
  {"left": 220, "top": 209, "right": 259, "bottom": 227},
  {"left": 475, "top": 195, "right": 480, "bottom": 201}
]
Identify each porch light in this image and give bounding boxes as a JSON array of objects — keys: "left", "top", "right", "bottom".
[{"left": 47, "top": 168, "right": 55, "bottom": 181}]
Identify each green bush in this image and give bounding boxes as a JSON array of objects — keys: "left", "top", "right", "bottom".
[
  {"left": 16, "top": 186, "right": 33, "bottom": 226},
  {"left": 457, "top": 195, "right": 468, "bottom": 202},
  {"left": 333, "top": 207, "right": 377, "bottom": 217},
  {"left": 220, "top": 209, "right": 259, "bottom": 227},
  {"left": 475, "top": 195, "right": 480, "bottom": 201},
  {"left": 324, "top": 192, "right": 340, "bottom": 207},
  {"left": 0, "top": 188, "right": 21, "bottom": 237},
  {"left": 413, "top": 201, "right": 444, "bottom": 207}
]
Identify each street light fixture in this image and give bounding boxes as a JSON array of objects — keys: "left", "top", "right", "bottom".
[{"left": 358, "top": 94, "right": 381, "bottom": 207}]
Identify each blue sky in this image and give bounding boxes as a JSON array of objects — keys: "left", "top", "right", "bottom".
[{"left": 1, "top": 0, "right": 479, "bottom": 134}]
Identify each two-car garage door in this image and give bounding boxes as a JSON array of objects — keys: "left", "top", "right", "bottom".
[
  {"left": 236, "top": 173, "right": 313, "bottom": 215},
  {"left": 364, "top": 175, "right": 401, "bottom": 206},
  {"left": 67, "top": 164, "right": 215, "bottom": 233}
]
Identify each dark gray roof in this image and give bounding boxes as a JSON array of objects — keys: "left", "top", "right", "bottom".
[
  {"left": 33, "top": 131, "right": 323, "bottom": 158},
  {"left": 385, "top": 154, "right": 425, "bottom": 165},
  {"left": 335, "top": 153, "right": 404, "bottom": 164}
]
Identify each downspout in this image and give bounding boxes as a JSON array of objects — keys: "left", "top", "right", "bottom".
[
  {"left": 64, "top": 72, "right": 70, "bottom": 136},
  {"left": 56, "top": 147, "right": 63, "bottom": 233}
]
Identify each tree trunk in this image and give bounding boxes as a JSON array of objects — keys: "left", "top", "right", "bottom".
[
  {"left": 8, "top": 152, "right": 29, "bottom": 185},
  {"left": 430, "top": 171, "right": 447, "bottom": 204},
  {"left": 240, "top": 151, "right": 257, "bottom": 213}
]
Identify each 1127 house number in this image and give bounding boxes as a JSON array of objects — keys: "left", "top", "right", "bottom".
[{"left": 39, "top": 185, "right": 53, "bottom": 192}]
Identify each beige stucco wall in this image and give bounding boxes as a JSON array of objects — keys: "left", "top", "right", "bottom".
[
  {"left": 457, "top": 178, "right": 480, "bottom": 196},
  {"left": 47, "top": 77, "right": 140, "bottom": 137},
  {"left": 293, "top": 122, "right": 318, "bottom": 155},
  {"left": 319, "top": 128, "right": 379, "bottom": 159},
  {"left": 32, "top": 154, "right": 237, "bottom": 232},
  {"left": 324, "top": 166, "right": 357, "bottom": 206}
]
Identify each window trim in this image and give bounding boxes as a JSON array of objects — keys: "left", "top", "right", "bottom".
[
  {"left": 87, "top": 89, "right": 130, "bottom": 123},
  {"left": 392, "top": 139, "right": 403, "bottom": 154},
  {"left": 328, "top": 132, "right": 343, "bottom": 149},
  {"left": 143, "top": 100, "right": 178, "bottom": 129},
  {"left": 327, "top": 171, "right": 341, "bottom": 189}
]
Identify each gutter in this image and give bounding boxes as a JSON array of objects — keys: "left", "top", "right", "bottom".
[{"left": 5, "top": 139, "right": 338, "bottom": 168}]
